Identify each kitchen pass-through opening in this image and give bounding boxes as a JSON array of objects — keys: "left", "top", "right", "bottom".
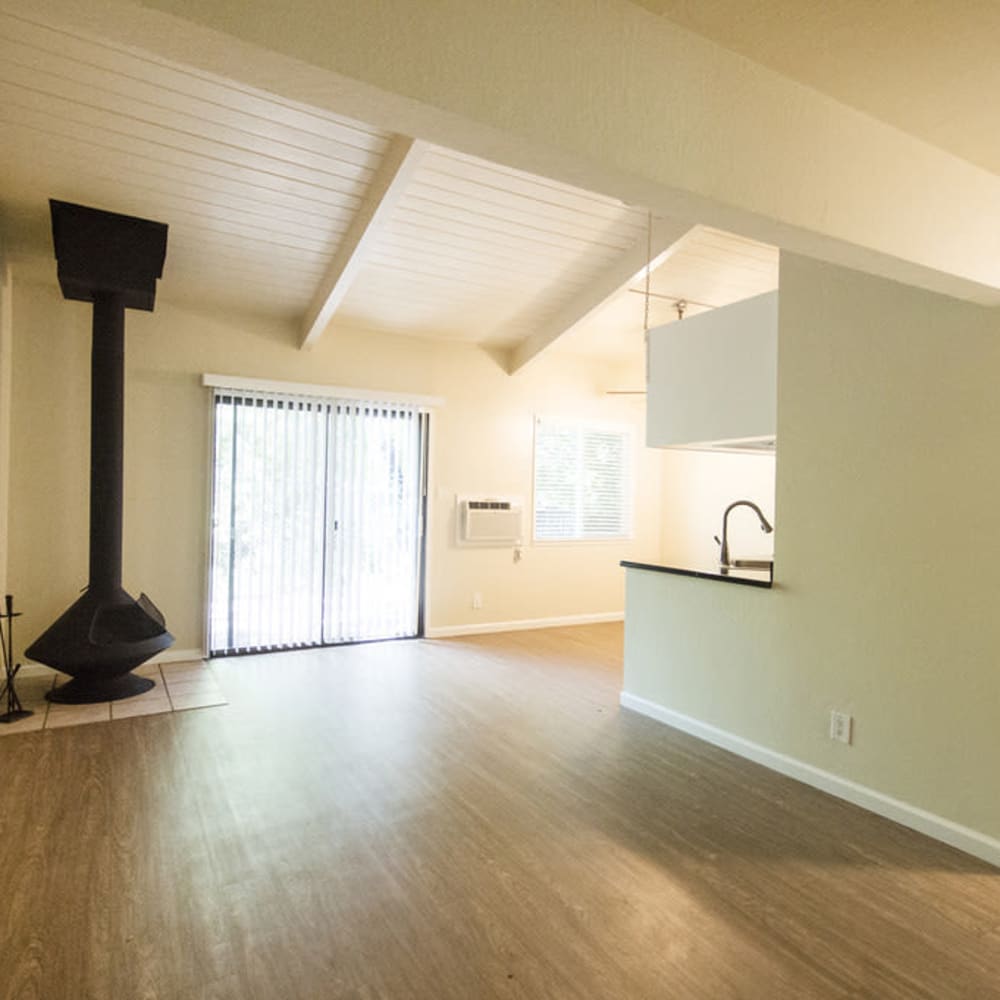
[{"left": 207, "top": 386, "right": 428, "bottom": 656}]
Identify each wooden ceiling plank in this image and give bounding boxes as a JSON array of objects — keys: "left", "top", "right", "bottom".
[
  {"left": 394, "top": 201, "right": 627, "bottom": 259},
  {"left": 4, "top": 58, "right": 384, "bottom": 162},
  {"left": 395, "top": 197, "right": 630, "bottom": 256},
  {"left": 167, "top": 234, "right": 330, "bottom": 268},
  {"left": 362, "top": 253, "right": 544, "bottom": 297},
  {"left": 507, "top": 218, "right": 696, "bottom": 374},
  {"left": 428, "top": 146, "right": 640, "bottom": 212},
  {"left": 0, "top": 12, "right": 389, "bottom": 148},
  {"left": 404, "top": 179, "right": 640, "bottom": 247},
  {"left": 300, "top": 135, "right": 427, "bottom": 349},
  {"left": 0, "top": 121, "right": 363, "bottom": 225},
  {"left": 0, "top": 169, "right": 345, "bottom": 256},
  {"left": 0, "top": 46, "right": 387, "bottom": 171},
  {"left": 166, "top": 251, "right": 325, "bottom": 281},
  {"left": 0, "top": 108, "right": 371, "bottom": 211},
  {"left": 387, "top": 216, "right": 620, "bottom": 269},
  {"left": 377, "top": 230, "right": 606, "bottom": 284},
  {"left": 0, "top": 81, "right": 377, "bottom": 192},
  {"left": 418, "top": 156, "right": 644, "bottom": 224}
]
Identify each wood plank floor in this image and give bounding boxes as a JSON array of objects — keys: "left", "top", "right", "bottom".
[{"left": 1, "top": 623, "right": 998, "bottom": 999}]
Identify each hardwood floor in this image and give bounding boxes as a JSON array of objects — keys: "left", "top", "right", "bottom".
[{"left": 1, "top": 623, "right": 998, "bottom": 999}]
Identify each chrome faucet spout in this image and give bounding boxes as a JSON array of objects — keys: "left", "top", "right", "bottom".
[{"left": 717, "top": 500, "right": 773, "bottom": 570}]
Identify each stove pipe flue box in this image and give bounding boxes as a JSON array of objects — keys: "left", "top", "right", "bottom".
[{"left": 51, "top": 199, "right": 167, "bottom": 310}]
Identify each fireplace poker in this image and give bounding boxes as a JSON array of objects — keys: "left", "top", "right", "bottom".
[{"left": 0, "top": 593, "right": 32, "bottom": 723}]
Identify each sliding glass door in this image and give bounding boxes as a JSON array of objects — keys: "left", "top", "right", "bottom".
[{"left": 208, "top": 387, "right": 427, "bottom": 656}]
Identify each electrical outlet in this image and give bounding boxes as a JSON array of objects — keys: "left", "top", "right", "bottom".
[
  {"left": 472, "top": 592, "right": 483, "bottom": 609},
  {"left": 829, "top": 710, "right": 853, "bottom": 745}
]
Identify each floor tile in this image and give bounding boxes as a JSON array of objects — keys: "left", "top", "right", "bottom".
[
  {"left": 0, "top": 706, "right": 47, "bottom": 735},
  {"left": 161, "top": 661, "right": 208, "bottom": 677},
  {"left": 164, "top": 678, "right": 223, "bottom": 697},
  {"left": 0, "top": 666, "right": 226, "bottom": 732},
  {"left": 126, "top": 679, "right": 167, "bottom": 697},
  {"left": 45, "top": 702, "right": 112, "bottom": 729},
  {"left": 169, "top": 690, "right": 228, "bottom": 711},
  {"left": 112, "top": 696, "right": 173, "bottom": 720},
  {"left": 0, "top": 674, "right": 53, "bottom": 734},
  {"left": 162, "top": 665, "right": 214, "bottom": 680}
]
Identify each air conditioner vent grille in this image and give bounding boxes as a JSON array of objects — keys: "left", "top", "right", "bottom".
[{"left": 457, "top": 496, "right": 522, "bottom": 545}]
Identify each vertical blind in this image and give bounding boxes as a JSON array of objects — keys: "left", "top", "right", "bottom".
[
  {"left": 209, "top": 387, "right": 425, "bottom": 655},
  {"left": 533, "top": 416, "right": 632, "bottom": 541}
]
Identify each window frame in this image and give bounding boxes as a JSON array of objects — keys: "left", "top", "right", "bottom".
[{"left": 531, "top": 414, "right": 635, "bottom": 545}]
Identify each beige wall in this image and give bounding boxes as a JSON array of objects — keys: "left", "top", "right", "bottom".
[
  {"left": 7, "top": 278, "right": 662, "bottom": 656},
  {"left": 626, "top": 252, "right": 1000, "bottom": 843}
]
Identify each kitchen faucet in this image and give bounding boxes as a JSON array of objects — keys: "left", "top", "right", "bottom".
[{"left": 714, "top": 500, "right": 773, "bottom": 573}]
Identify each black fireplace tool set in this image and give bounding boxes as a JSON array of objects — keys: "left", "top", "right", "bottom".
[{"left": 0, "top": 594, "right": 32, "bottom": 724}]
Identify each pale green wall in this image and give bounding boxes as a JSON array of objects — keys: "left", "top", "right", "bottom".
[{"left": 626, "top": 252, "right": 1000, "bottom": 840}]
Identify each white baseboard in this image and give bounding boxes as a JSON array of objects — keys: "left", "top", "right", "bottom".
[
  {"left": 426, "top": 611, "right": 623, "bottom": 639},
  {"left": 620, "top": 691, "right": 1000, "bottom": 870}
]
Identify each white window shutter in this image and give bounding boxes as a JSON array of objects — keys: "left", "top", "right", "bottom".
[{"left": 533, "top": 418, "right": 632, "bottom": 542}]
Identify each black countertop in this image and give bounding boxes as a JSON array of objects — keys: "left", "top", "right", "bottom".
[{"left": 620, "top": 559, "right": 773, "bottom": 589}]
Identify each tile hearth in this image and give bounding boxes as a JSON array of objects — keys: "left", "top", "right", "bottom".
[{"left": 0, "top": 660, "right": 226, "bottom": 736}]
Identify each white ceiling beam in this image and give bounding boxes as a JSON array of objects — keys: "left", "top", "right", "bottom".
[
  {"left": 506, "top": 218, "right": 695, "bottom": 374},
  {"left": 300, "top": 134, "right": 426, "bottom": 349}
]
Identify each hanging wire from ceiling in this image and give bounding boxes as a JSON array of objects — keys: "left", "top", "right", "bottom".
[
  {"left": 607, "top": 210, "right": 692, "bottom": 396},
  {"left": 639, "top": 212, "right": 702, "bottom": 325}
]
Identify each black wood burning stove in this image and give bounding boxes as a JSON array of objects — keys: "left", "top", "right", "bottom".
[{"left": 27, "top": 201, "right": 174, "bottom": 704}]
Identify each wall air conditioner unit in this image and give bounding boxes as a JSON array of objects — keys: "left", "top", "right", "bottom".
[{"left": 457, "top": 497, "right": 523, "bottom": 545}]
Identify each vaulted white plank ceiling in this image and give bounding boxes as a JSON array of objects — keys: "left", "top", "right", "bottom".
[
  {"left": 0, "top": 7, "right": 777, "bottom": 365},
  {"left": 333, "top": 145, "right": 651, "bottom": 349},
  {"left": 0, "top": 9, "right": 388, "bottom": 320}
]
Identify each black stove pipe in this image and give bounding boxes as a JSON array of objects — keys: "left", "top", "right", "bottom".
[{"left": 90, "top": 291, "right": 125, "bottom": 597}]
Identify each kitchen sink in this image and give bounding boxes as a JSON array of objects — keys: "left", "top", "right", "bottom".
[{"left": 730, "top": 558, "right": 774, "bottom": 570}]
